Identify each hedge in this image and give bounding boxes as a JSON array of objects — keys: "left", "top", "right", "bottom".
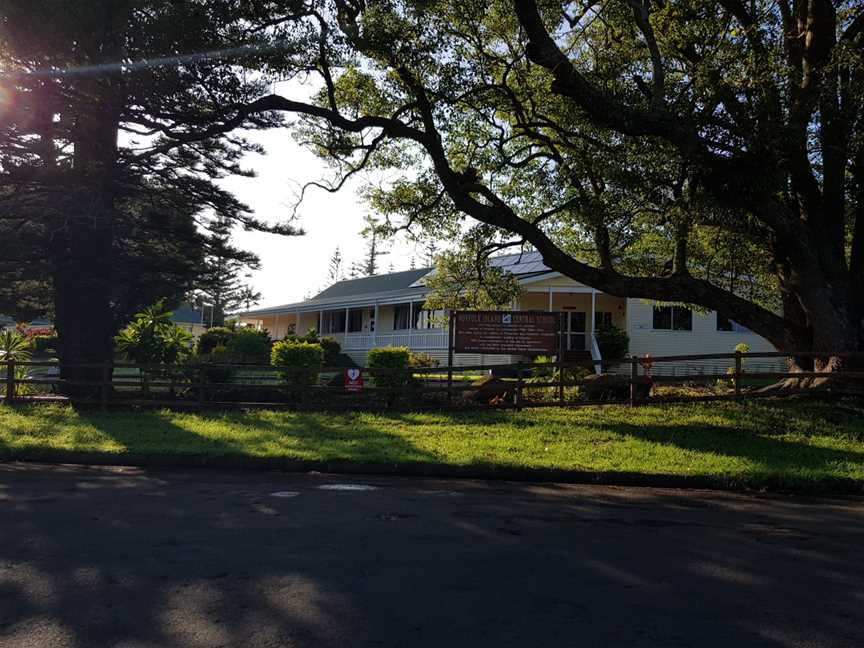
[
  {"left": 271, "top": 340, "right": 324, "bottom": 387},
  {"left": 368, "top": 346, "right": 412, "bottom": 393}
]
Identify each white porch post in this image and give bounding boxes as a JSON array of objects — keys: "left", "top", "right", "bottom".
[
  {"left": 547, "top": 286, "right": 553, "bottom": 311},
  {"left": 274, "top": 314, "right": 280, "bottom": 338},
  {"left": 591, "top": 289, "right": 597, "bottom": 351},
  {"left": 624, "top": 299, "right": 630, "bottom": 340},
  {"left": 408, "top": 301, "right": 414, "bottom": 346},
  {"left": 373, "top": 302, "right": 379, "bottom": 346},
  {"left": 295, "top": 311, "right": 300, "bottom": 335},
  {"left": 319, "top": 310, "right": 324, "bottom": 335}
]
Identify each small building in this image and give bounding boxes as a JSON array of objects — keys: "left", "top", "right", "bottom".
[
  {"left": 0, "top": 315, "right": 53, "bottom": 333},
  {"left": 238, "top": 252, "right": 777, "bottom": 371},
  {"left": 170, "top": 304, "right": 207, "bottom": 338}
]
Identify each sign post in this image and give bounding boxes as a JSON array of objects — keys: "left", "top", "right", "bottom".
[
  {"left": 447, "top": 310, "right": 562, "bottom": 408},
  {"left": 558, "top": 312, "right": 565, "bottom": 404},
  {"left": 447, "top": 310, "right": 455, "bottom": 403}
]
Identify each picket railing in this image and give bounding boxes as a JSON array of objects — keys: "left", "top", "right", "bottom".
[{"left": 1, "top": 351, "right": 863, "bottom": 411}]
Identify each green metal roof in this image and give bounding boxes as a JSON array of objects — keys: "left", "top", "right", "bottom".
[
  {"left": 312, "top": 268, "right": 431, "bottom": 300},
  {"left": 238, "top": 252, "right": 563, "bottom": 317},
  {"left": 170, "top": 304, "right": 204, "bottom": 324}
]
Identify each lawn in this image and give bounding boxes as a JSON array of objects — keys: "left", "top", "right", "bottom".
[{"left": 1, "top": 400, "right": 863, "bottom": 494}]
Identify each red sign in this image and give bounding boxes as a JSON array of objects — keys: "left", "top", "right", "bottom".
[
  {"left": 453, "top": 311, "right": 560, "bottom": 355},
  {"left": 344, "top": 368, "right": 363, "bottom": 392}
]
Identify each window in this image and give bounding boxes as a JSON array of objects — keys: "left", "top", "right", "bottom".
[
  {"left": 672, "top": 306, "right": 692, "bottom": 331},
  {"left": 347, "top": 309, "right": 363, "bottom": 333},
  {"left": 393, "top": 304, "right": 411, "bottom": 330},
  {"left": 412, "top": 302, "right": 424, "bottom": 329},
  {"left": 653, "top": 305, "right": 692, "bottom": 331},
  {"left": 594, "top": 311, "right": 613, "bottom": 330},
  {"left": 652, "top": 305, "right": 672, "bottom": 330},
  {"left": 716, "top": 313, "right": 750, "bottom": 333},
  {"left": 319, "top": 310, "right": 346, "bottom": 334},
  {"left": 318, "top": 310, "right": 345, "bottom": 335}
]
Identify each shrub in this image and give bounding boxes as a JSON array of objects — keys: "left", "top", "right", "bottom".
[
  {"left": 409, "top": 351, "right": 439, "bottom": 368},
  {"left": 0, "top": 330, "right": 32, "bottom": 362},
  {"left": 525, "top": 355, "right": 585, "bottom": 402},
  {"left": 316, "top": 336, "right": 342, "bottom": 365},
  {"left": 530, "top": 355, "right": 557, "bottom": 380},
  {"left": 594, "top": 325, "right": 629, "bottom": 361},
  {"left": 225, "top": 329, "right": 272, "bottom": 364},
  {"left": 114, "top": 302, "right": 193, "bottom": 365},
  {"left": 192, "top": 346, "right": 235, "bottom": 386},
  {"left": 280, "top": 331, "right": 341, "bottom": 365},
  {"left": 32, "top": 334, "right": 58, "bottom": 356},
  {"left": 0, "top": 331, "right": 35, "bottom": 396},
  {"left": 271, "top": 340, "right": 324, "bottom": 387},
  {"left": 368, "top": 346, "right": 411, "bottom": 394},
  {"left": 197, "top": 327, "right": 235, "bottom": 355}
]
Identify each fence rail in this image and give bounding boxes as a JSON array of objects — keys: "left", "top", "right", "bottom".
[{"left": 1, "top": 350, "right": 863, "bottom": 411}]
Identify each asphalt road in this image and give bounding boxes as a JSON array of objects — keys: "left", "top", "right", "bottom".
[{"left": 0, "top": 463, "right": 862, "bottom": 648}]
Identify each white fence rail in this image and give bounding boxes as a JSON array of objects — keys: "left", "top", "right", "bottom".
[{"left": 338, "top": 330, "right": 449, "bottom": 351}]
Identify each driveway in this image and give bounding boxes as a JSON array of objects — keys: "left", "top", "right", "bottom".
[{"left": 0, "top": 463, "right": 862, "bottom": 647}]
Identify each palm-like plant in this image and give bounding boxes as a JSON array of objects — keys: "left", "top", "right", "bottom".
[
  {"left": 115, "top": 301, "right": 194, "bottom": 364},
  {"left": 161, "top": 326, "right": 194, "bottom": 364},
  {"left": 0, "top": 330, "right": 34, "bottom": 398},
  {"left": 114, "top": 301, "right": 194, "bottom": 396},
  {"left": 0, "top": 330, "right": 32, "bottom": 362}
]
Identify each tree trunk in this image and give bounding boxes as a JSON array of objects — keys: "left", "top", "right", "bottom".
[
  {"left": 51, "top": 83, "right": 120, "bottom": 400},
  {"left": 51, "top": 214, "right": 115, "bottom": 399},
  {"left": 764, "top": 298, "right": 864, "bottom": 394}
]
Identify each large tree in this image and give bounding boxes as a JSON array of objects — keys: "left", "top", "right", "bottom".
[
  {"left": 185, "top": 0, "right": 863, "bottom": 374},
  {"left": 0, "top": 184, "right": 209, "bottom": 327},
  {"left": 189, "top": 217, "right": 262, "bottom": 327},
  {"left": 0, "top": 0, "right": 300, "bottom": 389}
]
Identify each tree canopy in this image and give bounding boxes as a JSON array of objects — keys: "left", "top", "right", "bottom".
[
  {"left": 196, "top": 0, "right": 863, "bottom": 367},
  {"left": 0, "top": 0, "right": 302, "bottom": 376},
  {"left": 2, "top": 0, "right": 863, "bottom": 376}
]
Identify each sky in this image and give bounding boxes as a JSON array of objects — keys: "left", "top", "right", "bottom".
[{"left": 215, "top": 83, "right": 423, "bottom": 310}]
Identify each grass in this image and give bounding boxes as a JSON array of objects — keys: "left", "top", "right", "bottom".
[{"left": 1, "top": 399, "right": 863, "bottom": 494}]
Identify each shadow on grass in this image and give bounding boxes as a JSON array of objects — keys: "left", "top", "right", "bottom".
[
  {"left": 0, "top": 405, "right": 503, "bottom": 466},
  {"left": 2, "top": 400, "right": 863, "bottom": 493},
  {"left": 571, "top": 402, "right": 864, "bottom": 489}
]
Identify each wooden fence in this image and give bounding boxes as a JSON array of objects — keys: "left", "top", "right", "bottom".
[{"left": 1, "top": 351, "right": 863, "bottom": 411}]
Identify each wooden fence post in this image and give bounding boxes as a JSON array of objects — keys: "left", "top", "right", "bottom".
[
  {"left": 100, "top": 364, "right": 111, "bottom": 410},
  {"left": 734, "top": 351, "right": 742, "bottom": 398},
  {"left": 5, "top": 359, "right": 15, "bottom": 404},
  {"left": 515, "top": 367, "right": 524, "bottom": 411},
  {"left": 557, "top": 358, "right": 565, "bottom": 405},
  {"left": 198, "top": 366, "right": 207, "bottom": 406},
  {"left": 447, "top": 310, "right": 455, "bottom": 404},
  {"left": 558, "top": 312, "right": 565, "bottom": 405},
  {"left": 629, "top": 359, "right": 637, "bottom": 407}
]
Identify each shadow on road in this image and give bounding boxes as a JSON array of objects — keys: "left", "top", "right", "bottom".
[{"left": 0, "top": 464, "right": 862, "bottom": 647}]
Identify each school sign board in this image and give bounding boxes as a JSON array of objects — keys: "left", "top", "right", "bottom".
[{"left": 452, "top": 311, "right": 561, "bottom": 355}]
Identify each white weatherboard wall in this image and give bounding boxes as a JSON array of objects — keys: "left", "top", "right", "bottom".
[{"left": 626, "top": 299, "right": 782, "bottom": 374}]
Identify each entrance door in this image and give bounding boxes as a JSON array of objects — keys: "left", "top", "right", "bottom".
[{"left": 565, "top": 311, "right": 587, "bottom": 351}]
